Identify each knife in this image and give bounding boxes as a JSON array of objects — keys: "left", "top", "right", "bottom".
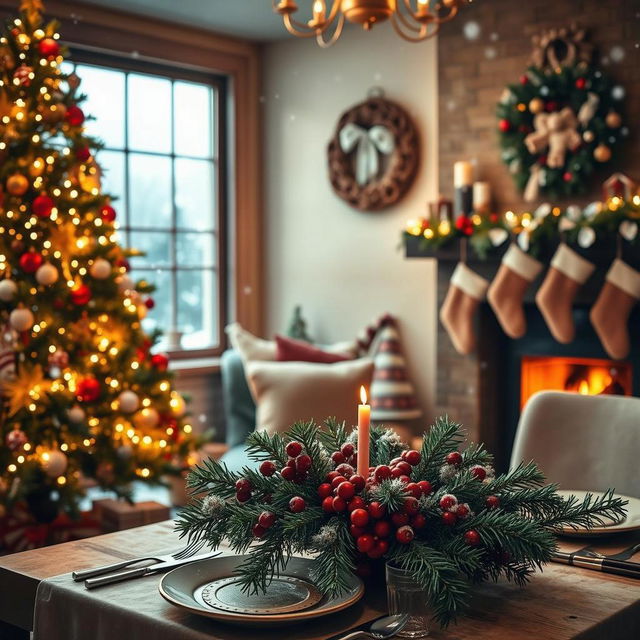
[
  {"left": 84, "top": 551, "right": 222, "bottom": 589},
  {"left": 552, "top": 550, "right": 640, "bottom": 579}
]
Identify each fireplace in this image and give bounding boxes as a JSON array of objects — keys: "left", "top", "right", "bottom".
[{"left": 520, "top": 356, "right": 632, "bottom": 408}]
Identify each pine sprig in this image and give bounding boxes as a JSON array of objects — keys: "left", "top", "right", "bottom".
[
  {"left": 245, "top": 430, "right": 287, "bottom": 465},
  {"left": 414, "top": 416, "right": 465, "bottom": 478},
  {"left": 186, "top": 458, "right": 237, "bottom": 496},
  {"left": 310, "top": 518, "right": 356, "bottom": 597},
  {"left": 317, "top": 417, "right": 349, "bottom": 453},
  {"left": 389, "top": 541, "right": 470, "bottom": 627},
  {"left": 537, "top": 489, "right": 628, "bottom": 530}
]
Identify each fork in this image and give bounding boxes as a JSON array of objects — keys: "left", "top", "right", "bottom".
[
  {"left": 579, "top": 542, "right": 640, "bottom": 561},
  {"left": 72, "top": 538, "right": 205, "bottom": 581}
]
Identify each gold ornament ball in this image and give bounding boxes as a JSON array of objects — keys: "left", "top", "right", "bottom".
[
  {"left": 6, "top": 173, "right": 29, "bottom": 196},
  {"left": 41, "top": 103, "right": 66, "bottom": 124},
  {"left": 134, "top": 407, "right": 160, "bottom": 430},
  {"left": 583, "top": 130, "right": 595, "bottom": 143},
  {"left": 594, "top": 144, "right": 612, "bottom": 163},
  {"left": 0, "top": 279, "right": 18, "bottom": 302},
  {"left": 41, "top": 449, "right": 68, "bottom": 478},
  {"left": 528, "top": 98, "right": 544, "bottom": 114},
  {"left": 35, "top": 263, "right": 59, "bottom": 286},
  {"left": 606, "top": 111, "right": 622, "bottom": 128},
  {"left": 9, "top": 307, "right": 34, "bottom": 331},
  {"left": 118, "top": 390, "right": 140, "bottom": 413},
  {"left": 29, "top": 157, "right": 45, "bottom": 177}
]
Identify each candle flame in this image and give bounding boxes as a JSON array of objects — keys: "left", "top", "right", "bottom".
[{"left": 360, "top": 385, "right": 367, "bottom": 405}]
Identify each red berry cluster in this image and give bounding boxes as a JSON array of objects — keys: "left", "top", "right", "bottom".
[
  {"left": 252, "top": 510, "right": 276, "bottom": 538},
  {"left": 259, "top": 441, "right": 313, "bottom": 485},
  {"left": 330, "top": 442, "right": 357, "bottom": 468}
]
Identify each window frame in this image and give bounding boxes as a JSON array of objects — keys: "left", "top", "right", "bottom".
[{"left": 68, "top": 49, "right": 229, "bottom": 360}]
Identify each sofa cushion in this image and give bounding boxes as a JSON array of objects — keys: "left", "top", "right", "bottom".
[
  {"left": 220, "top": 350, "right": 256, "bottom": 449},
  {"left": 245, "top": 358, "right": 374, "bottom": 435},
  {"left": 275, "top": 334, "right": 352, "bottom": 364}
]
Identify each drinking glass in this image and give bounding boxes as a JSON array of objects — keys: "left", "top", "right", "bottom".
[{"left": 385, "top": 561, "right": 430, "bottom": 638}]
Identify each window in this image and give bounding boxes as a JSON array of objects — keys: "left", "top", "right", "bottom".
[{"left": 65, "top": 53, "right": 227, "bottom": 356}]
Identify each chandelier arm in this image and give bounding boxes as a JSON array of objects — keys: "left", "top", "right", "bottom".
[
  {"left": 433, "top": 4, "right": 459, "bottom": 25},
  {"left": 282, "top": 13, "right": 322, "bottom": 37},
  {"left": 391, "top": 12, "right": 441, "bottom": 42},
  {"left": 316, "top": 13, "right": 345, "bottom": 48},
  {"left": 394, "top": 2, "right": 426, "bottom": 33}
]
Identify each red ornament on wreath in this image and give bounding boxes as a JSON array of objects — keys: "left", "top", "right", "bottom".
[
  {"left": 498, "top": 119, "right": 511, "bottom": 133},
  {"left": 77, "top": 376, "right": 101, "bottom": 403},
  {"left": 19, "top": 251, "right": 43, "bottom": 274},
  {"left": 38, "top": 38, "right": 60, "bottom": 60},
  {"left": 455, "top": 216, "right": 474, "bottom": 236},
  {"left": 70, "top": 283, "right": 92, "bottom": 305},
  {"left": 144, "top": 297, "right": 155, "bottom": 309},
  {"left": 151, "top": 353, "right": 169, "bottom": 371},
  {"left": 65, "top": 105, "right": 85, "bottom": 127},
  {"left": 32, "top": 194, "right": 55, "bottom": 218}
]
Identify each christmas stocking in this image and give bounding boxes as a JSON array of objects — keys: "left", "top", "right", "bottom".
[
  {"left": 535, "top": 243, "right": 595, "bottom": 344},
  {"left": 590, "top": 259, "right": 640, "bottom": 360},
  {"left": 487, "top": 244, "right": 543, "bottom": 339},
  {"left": 440, "top": 262, "right": 489, "bottom": 355}
]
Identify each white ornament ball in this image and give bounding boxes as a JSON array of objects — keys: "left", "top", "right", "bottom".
[
  {"left": 134, "top": 407, "right": 160, "bottom": 429},
  {"left": 170, "top": 392, "right": 186, "bottom": 417},
  {"left": 90, "top": 258, "right": 112, "bottom": 280},
  {"left": 41, "top": 449, "right": 68, "bottom": 477},
  {"left": 0, "top": 279, "right": 18, "bottom": 302},
  {"left": 67, "top": 405, "right": 86, "bottom": 423},
  {"left": 117, "top": 275, "right": 134, "bottom": 293},
  {"left": 117, "top": 444, "right": 133, "bottom": 460},
  {"left": 118, "top": 389, "right": 140, "bottom": 413},
  {"left": 35, "top": 263, "right": 59, "bottom": 285},
  {"left": 9, "top": 307, "right": 34, "bottom": 331}
]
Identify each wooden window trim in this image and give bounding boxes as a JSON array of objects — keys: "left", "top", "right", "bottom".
[{"left": 0, "top": 0, "right": 264, "bottom": 352}]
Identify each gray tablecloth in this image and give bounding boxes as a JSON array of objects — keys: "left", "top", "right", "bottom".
[{"left": 33, "top": 568, "right": 381, "bottom": 640}]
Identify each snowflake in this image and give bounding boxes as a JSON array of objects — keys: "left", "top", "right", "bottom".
[{"left": 201, "top": 494, "right": 225, "bottom": 516}]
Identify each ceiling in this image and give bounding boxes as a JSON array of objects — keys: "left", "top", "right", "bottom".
[{"left": 77, "top": 0, "right": 289, "bottom": 41}]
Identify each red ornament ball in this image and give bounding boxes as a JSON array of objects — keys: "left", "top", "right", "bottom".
[
  {"left": 144, "top": 297, "right": 155, "bottom": 309},
  {"left": 403, "top": 449, "right": 421, "bottom": 466},
  {"left": 258, "top": 511, "right": 276, "bottom": 529},
  {"left": 350, "top": 508, "right": 369, "bottom": 528},
  {"left": 368, "top": 501, "right": 386, "bottom": 519},
  {"left": 446, "top": 451, "right": 462, "bottom": 466},
  {"left": 285, "top": 441, "right": 303, "bottom": 458},
  {"left": 356, "top": 534, "right": 375, "bottom": 553},
  {"left": 463, "top": 530, "right": 481, "bottom": 546},
  {"left": 374, "top": 465, "right": 392, "bottom": 482},
  {"left": 65, "top": 105, "right": 85, "bottom": 127},
  {"left": 289, "top": 496, "right": 306, "bottom": 513},
  {"left": 498, "top": 119, "right": 511, "bottom": 132},
  {"left": 77, "top": 376, "right": 101, "bottom": 403},
  {"left": 32, "top": 194, "right": 55, "bottom": 218},
  {"left": 101, "top": 205, "right": 117, "bottom": 222},
  {"left": 455, "top": 216, "right": 474, "bottom": 236},
  {"left": 150, "top": 353, "right": 169, "bottom": 371},
  {"left": 519, "top": 74, "right": 529, "bottom": 85},
  {"left": 441, "top": 511, "right": 457, "bottom": 526},
  {"left": 70, "top": 284, "right": 92, "bottom": 305},
  {"left": 563, "top": 171, "right": 573, "bottom": 182},
  {"left": 38, "top": 38, "right": 60, "bottom": 59},
  {"left": 76, "top": 146, "right": 91, "bottom": 162},
  {"left": 575, "top": 77, "right": 586, "bottom": 90},
  {"left": 486, "top": 495, "right": 500, "bottom": 510},
  {"left": 19, "top": 251, "right": 43, "bottom": 274},
  {"left": 260, "top": 460, "right": 277, "bottom": 477},
  {"left": 396, "top": 525, "right": 414, "bottom": 544}
]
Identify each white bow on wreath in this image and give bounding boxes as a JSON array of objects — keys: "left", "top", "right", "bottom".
[{"left": 339, "top": 123, "right": 395, "bottom": 186}]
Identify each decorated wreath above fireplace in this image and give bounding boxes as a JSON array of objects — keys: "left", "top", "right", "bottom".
[{"left": 497, "top": 25, "right": 627, "bottom": 202}]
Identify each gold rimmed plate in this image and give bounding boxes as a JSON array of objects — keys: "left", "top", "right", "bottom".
[
  {"left": 159, "top": 555, "right": 364, "bottom": 626},
  {"left": 556, "top": 490, "right": 640, "bottom": 537}
]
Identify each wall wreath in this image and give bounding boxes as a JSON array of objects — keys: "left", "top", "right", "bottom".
[
  {"left": 497, "top": 25, "right": 627, "bottom": 202},
  {"left": 327, "top": 92, "right": 419, "bottom": 211}
]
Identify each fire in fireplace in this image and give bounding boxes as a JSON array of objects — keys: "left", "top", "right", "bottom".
[{"left": 520, "top": 356, "right": 632, "bottom": 409}]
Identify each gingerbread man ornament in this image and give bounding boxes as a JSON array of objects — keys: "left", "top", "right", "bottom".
[{"left": 524, "top": 107, "right": 581, "bottom": 169}]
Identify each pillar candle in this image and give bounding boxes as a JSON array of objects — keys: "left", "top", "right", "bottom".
[
  {"left": 453, "top": 161, "right": 474, "bottom": 188},
  {"left": 454, "top": 161, "right": 474, "bottom": 217},
  {"left": 357, "top": 385, "right": 370, "bottom": 478},
  {"left": 473, "top": 181, "right": 491, "bottom": 214}
]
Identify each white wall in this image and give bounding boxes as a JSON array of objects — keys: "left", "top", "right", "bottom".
[{"left": 262, "top": 25, "right": 439, "bottom": 427}]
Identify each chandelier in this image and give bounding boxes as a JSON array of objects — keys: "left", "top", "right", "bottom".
[{"left": 272, "top": 0, "right": 468, "bottom": 47}]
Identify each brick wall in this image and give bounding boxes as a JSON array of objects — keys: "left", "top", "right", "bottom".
[
  {"left": 434, "top": 0, "right": 640, "bottom": 444},
  {"left": 438, "top": 0, "right": 640, "bottom": 212}
]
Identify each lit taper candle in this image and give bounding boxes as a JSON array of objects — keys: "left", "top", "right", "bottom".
[{"left": 357, "top": 385, "right": 370, "bottom": 478}]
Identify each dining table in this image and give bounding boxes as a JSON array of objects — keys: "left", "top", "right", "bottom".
[{"left": 0, "top": 519, "right": 639, "bottom": 640}]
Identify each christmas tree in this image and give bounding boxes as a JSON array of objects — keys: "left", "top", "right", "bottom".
[{"left": 0, "top": 0, "right": 195, "bottom": 524}]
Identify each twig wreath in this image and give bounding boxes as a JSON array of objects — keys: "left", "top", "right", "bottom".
[{"left": 328, "top": 91, "right": 419, "bottom": 211}]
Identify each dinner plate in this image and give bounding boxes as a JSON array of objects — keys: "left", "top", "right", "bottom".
[
  {"left": 556, "top": 490, "right": 640, "bottom": 537},
  {"left": 159, "top": 554, "right": 364, "bottom": 626}
]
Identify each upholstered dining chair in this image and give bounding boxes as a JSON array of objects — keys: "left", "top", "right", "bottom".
[{"left": 510, "top": 390, "right": 640, "bottom": 498}]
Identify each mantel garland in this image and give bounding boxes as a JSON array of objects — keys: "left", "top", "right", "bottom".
[
  {"left": 497, "top": 26, "right": 627, "bottom": 201},
  {"left": 404, "top": 195, "right": 640, "bottom": 260},
  {"left": 176, "top": 417, "right": 626, "bottom": 627}
]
